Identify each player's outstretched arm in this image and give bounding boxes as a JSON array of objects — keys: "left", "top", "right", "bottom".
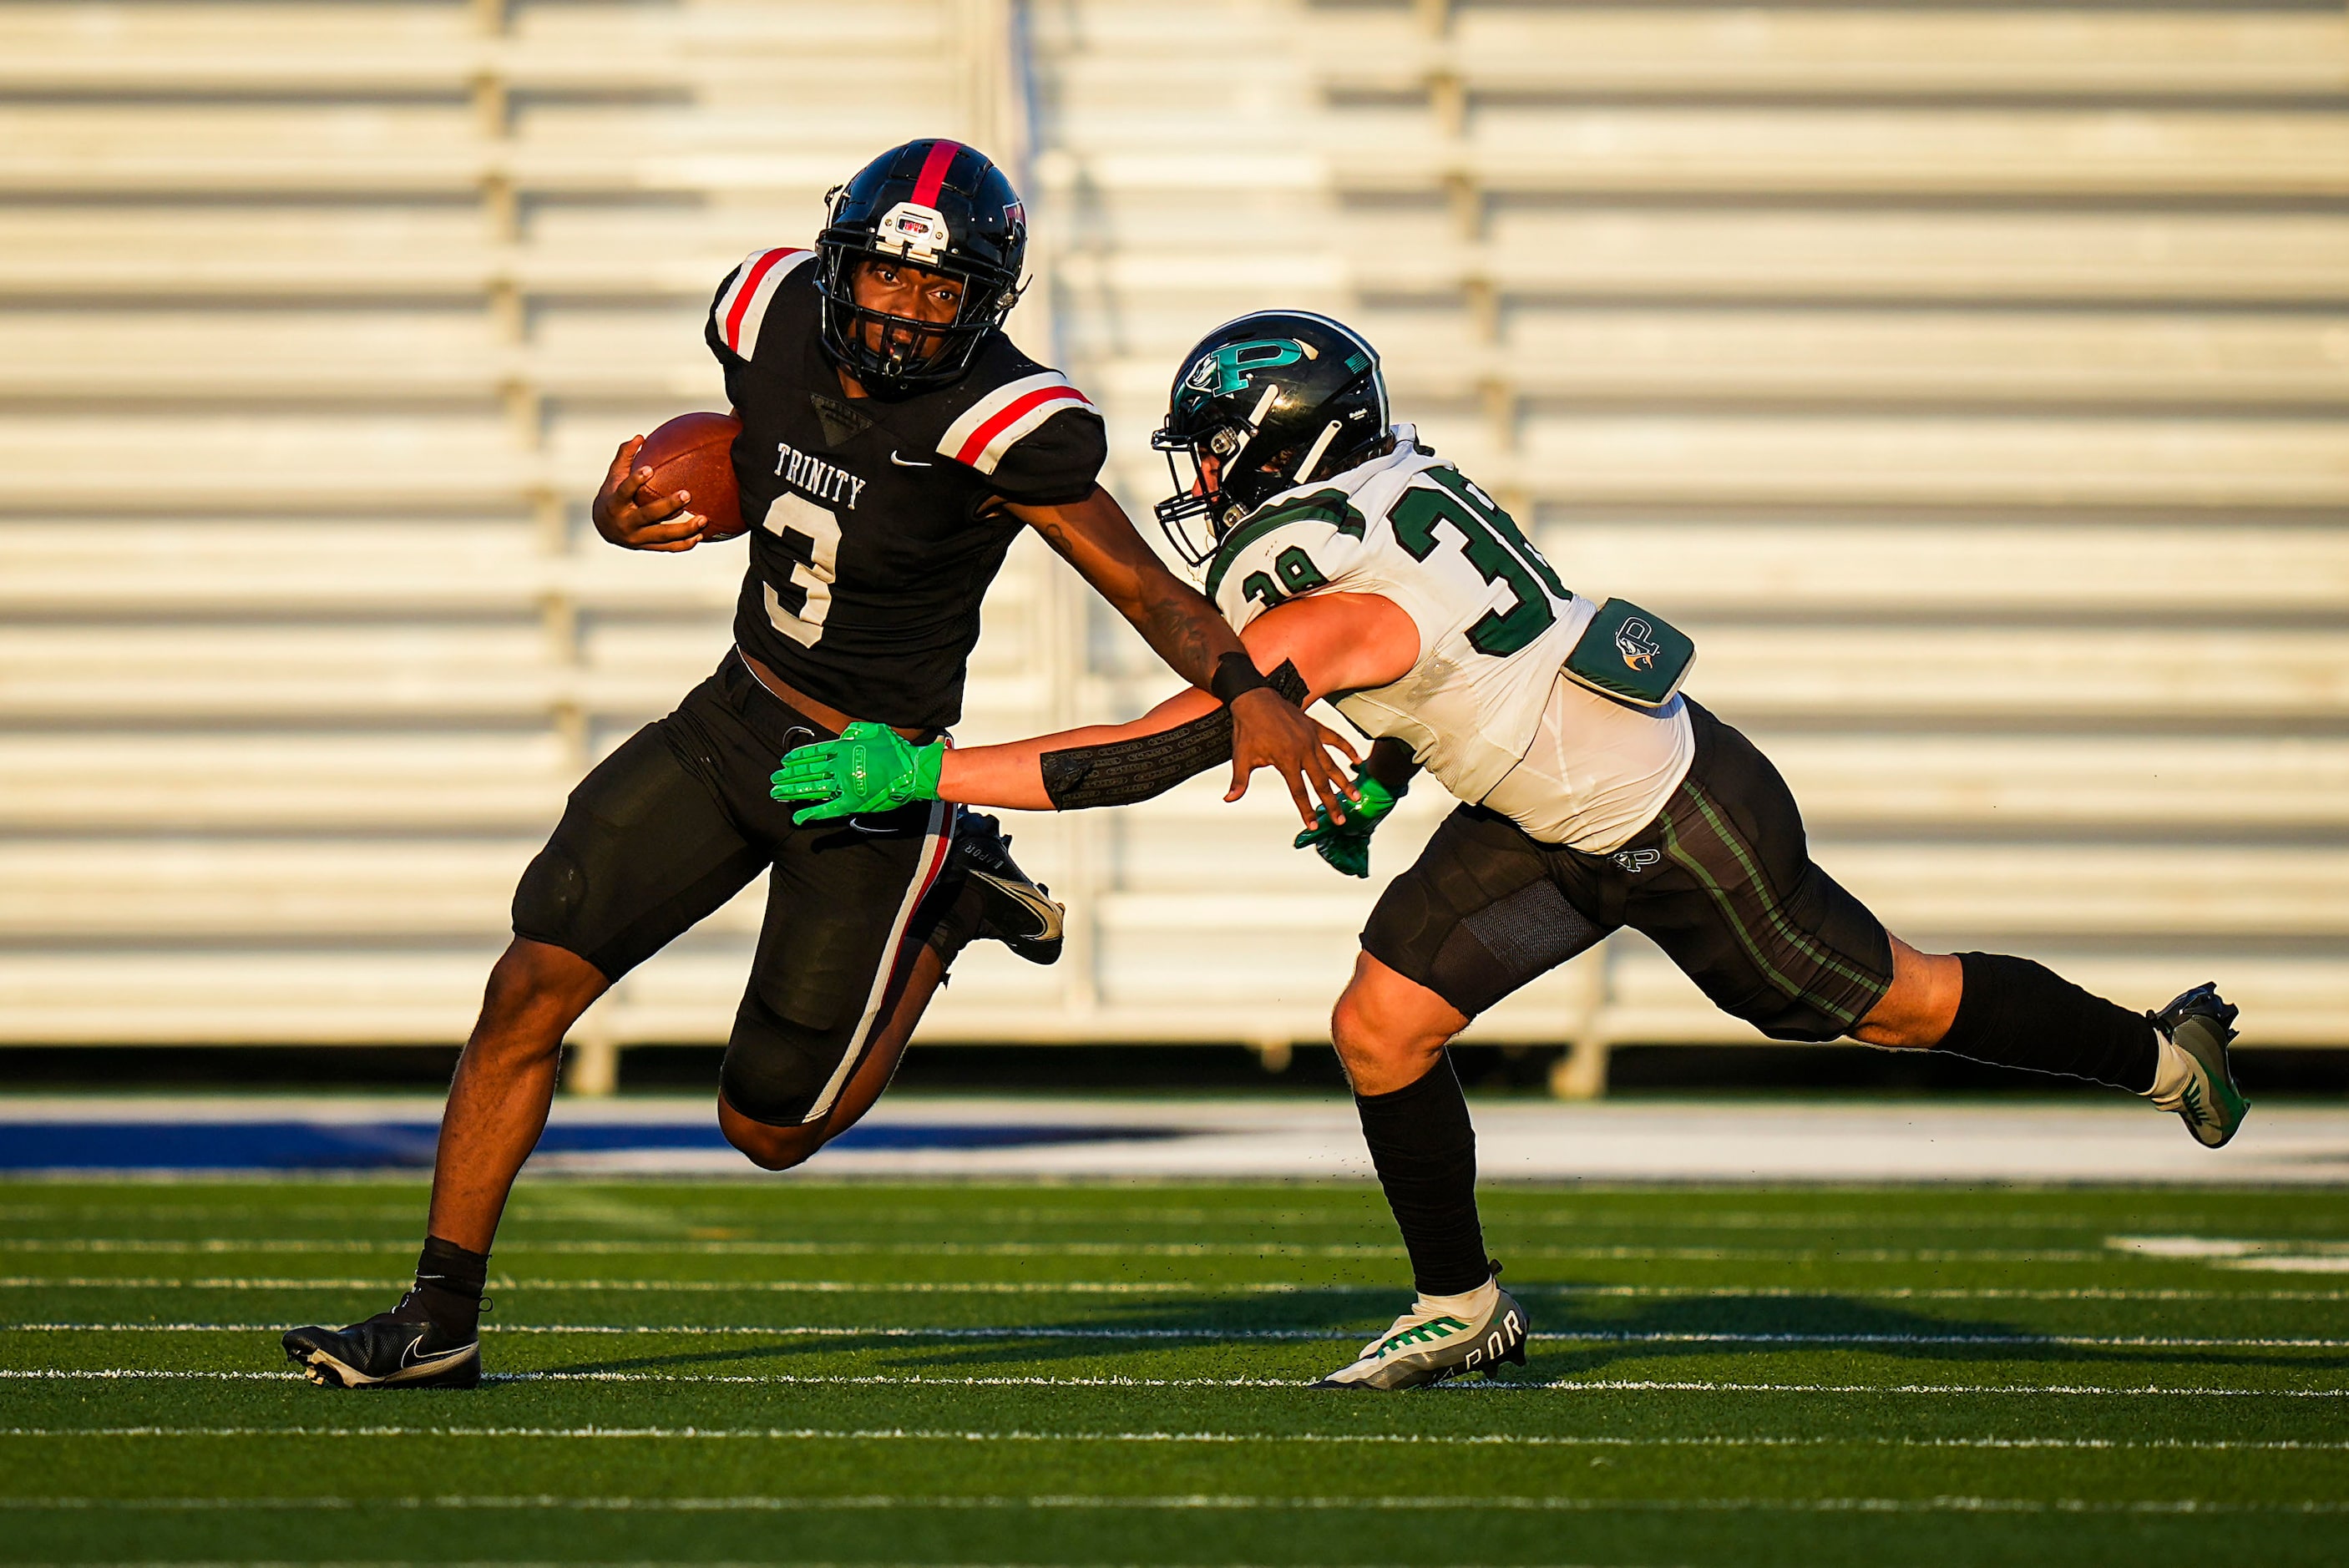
[
  {"left": 770, "top": 593, "right": 1418, "bottom": 825},
  {"left": 1005, "top": 486, "right": 1361, "bottom": 823}
]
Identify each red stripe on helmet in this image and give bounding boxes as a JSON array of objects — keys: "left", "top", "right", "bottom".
[
  {"left": 909, "top": 139, "right": 963, "bottom": 208},
  {"left": 952, "top": 385, "right": 1086, "bottom": 467},
  {"left": 724, "top": 247, "right": 802, "bottom": 352}
]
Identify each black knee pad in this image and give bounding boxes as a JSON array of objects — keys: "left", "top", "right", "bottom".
[
  {"left": 720, "top": 994, "right": 859, "bottom": 1128},
  {"left": 511, "top": 837, "right": 591, "bottom": 953}
]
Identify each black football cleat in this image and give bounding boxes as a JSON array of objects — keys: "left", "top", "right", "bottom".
[
  {"left": 282, "top": 1292, "right": 481, "bottom": 1389},
  {"left": 952, "top": 811, "right": 1065, "bottom": 965}
]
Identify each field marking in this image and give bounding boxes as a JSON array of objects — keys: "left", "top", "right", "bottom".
[
  {"left": 0, "top": 1198, "right": 2227, "bottom": 1223},
  {"left": 2220, "top": 1258, "right": 2349, "bottom": 1275},
  {"left": 0, "top": 1240, "right": 2120, "bottom": 1262},
  {"left": 8, "top": 1277, "right": 2347, "bottom": 1304},
  {"left": 15, "top": 1322, "right": 2349, "bottom": 1351},
  {"left": 1, "top": 1494, "right": 2341, "bottom": 1516},
  {"left": 8, "top": 1425, "right": 2346, "bottom": 1453},
  {"left": 8, "top": 1368, "right": 2342, "bottom": 1397},
  {"left": 2110, "top": 1237, "right": 2349, "bottom": 1259},
  {"left": 20, "top": 1199, "right": 2286, "bottom": 1232}
]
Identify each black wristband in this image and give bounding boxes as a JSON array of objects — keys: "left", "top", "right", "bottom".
[{"left": 1210, "top": 651, "right": 1273, "bottom": 706}]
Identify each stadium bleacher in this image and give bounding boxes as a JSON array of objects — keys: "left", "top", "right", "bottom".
[
  {"left": 1032, "top": 0, "right": 2349, "bottom": 1090},
  {"left": 2, "top": 0, "right": 2342, "bottom": 1093},
  {"left": 0, "top": 0, "right": 1048, "bottom": 1091}
]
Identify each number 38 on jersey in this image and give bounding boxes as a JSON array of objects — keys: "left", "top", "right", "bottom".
[{"left": 1207, "top": 454, "right": 1575, "bottom": 662}]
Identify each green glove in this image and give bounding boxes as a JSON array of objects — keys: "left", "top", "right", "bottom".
[
  {"left": 769, "top": 721, "right": 945, "bottom": 825},
  {"left": 1292, "top": 771, "right": 1400, "bottom": 879}
]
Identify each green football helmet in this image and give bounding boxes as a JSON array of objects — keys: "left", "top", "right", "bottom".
[{"left": 1152, "top": 311, "right": 1391, "bottom": 566}]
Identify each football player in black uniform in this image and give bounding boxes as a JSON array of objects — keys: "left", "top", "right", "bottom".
[{"left": 281, "top": 139, "right": 1357, "bottom": 1390}]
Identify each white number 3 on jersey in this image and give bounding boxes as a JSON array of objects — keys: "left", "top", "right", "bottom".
[{"left": 761, "top": 492, "right": 843, "bottom": 648}]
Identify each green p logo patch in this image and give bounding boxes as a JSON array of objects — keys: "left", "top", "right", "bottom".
[
  {"left": 1565, "top": 598, "right": 1696, "bottom": 709},
  {"left": 1179, "top": 338, "right": 1307, "bottom": 410}
]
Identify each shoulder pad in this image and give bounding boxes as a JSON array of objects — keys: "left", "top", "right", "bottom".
[
  {"left": 711, "top": 247, "right": 815, "bottom": 359},
  {"left": 936, "top": 370, "right": 1099, "bottom": 475}
]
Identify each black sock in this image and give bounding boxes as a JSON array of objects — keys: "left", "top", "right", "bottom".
[
  {"left": 1354, "top": 1053, "right": 1491, "bottom": 1297},
  {"left": 1934, "top": 951, "right": 2157, "bottom": 1093},
  {"left": 408, "top": 1235, "right": 490, "bottom": 1339}
]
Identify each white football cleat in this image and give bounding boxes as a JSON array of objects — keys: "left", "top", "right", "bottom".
[
  {"left": 2149, "top": 982, "right": 2249, "bottom": 1149},
  {"left": 1314, "top": 1271, "right": 1528, "bottom": 1390}
]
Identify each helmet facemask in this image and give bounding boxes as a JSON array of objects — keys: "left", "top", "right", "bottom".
[
  {"left": 816, "top": 229, "right": 1021, "bottom": 399},
  {"left": 1152, "top": 420, "right": 1255, "bottom": 568}
]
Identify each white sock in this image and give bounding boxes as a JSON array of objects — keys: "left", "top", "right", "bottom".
[
  {"left": 2146, "top": 1034, "right": 2195, "bottom": 1109},
  {"left": 1413, "top": 1276, "right": 1497, "bottom": 1319}
]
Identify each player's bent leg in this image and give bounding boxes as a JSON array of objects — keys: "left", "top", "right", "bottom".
[
  {"left": 716, "top": 796, "right": 956, "bottom": 1168},
  {"left": 719, "top": 942, "right": 947, "bottom": 1171}
]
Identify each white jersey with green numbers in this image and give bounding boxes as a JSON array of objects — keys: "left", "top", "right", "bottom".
[{"left": 1205, "top": 428, "right": 1693, "bottom": 852}]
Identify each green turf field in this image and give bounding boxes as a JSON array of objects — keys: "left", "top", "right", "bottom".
[{"left": 3, "top": 1178, "right": 2343, "bottom": 1566}]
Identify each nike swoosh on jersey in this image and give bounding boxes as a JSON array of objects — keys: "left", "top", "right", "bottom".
[{"left": 889, "top": 452, "right": 934, "bottom": 468}]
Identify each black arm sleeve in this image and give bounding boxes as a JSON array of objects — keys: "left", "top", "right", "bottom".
[{"left": 1039, "top": 663, "right": 1309, "bottom": 811}]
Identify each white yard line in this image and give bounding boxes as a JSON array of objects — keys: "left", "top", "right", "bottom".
[
  {"left": 6, "top": 1368, "right": 2342, "bottom": 1396},
  {"left": 2109, "top": 1237, "right": 2349, "bottom": 1258},
  {"left": 0, "top": 1240, "right": 2119, "bottom": 1262},
  {"left": 3, "top": 1201, "right": 2271, "bottom": 1232},
  {"left": 6, "top": 1425, "right": 2346, "bottom": 1452},
  {"left": 7, "top": 1277, "right": 2345, "bottom": 1303},
  {"left": 0, "top": 1494, "right": 2341, "bottom": 1515},
  {"left": 14, "top": 1323, "right": 2349, "bottom": 1350}
]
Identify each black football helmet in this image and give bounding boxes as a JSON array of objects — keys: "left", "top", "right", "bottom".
[
  {"left": 1152, "top": 311, "right": 1391, "bottom": 566},
  {"left": 815, "top": 139, "right": 1028, "bottom": 398}
]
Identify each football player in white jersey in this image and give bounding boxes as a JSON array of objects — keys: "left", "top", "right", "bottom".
[{"left": 771, "top": 311, "right": 2250, "bottom": 1391}]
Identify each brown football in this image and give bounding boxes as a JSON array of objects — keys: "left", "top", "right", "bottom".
[{"left": 635, "top": 411, "right": 745, "bottom": 542}]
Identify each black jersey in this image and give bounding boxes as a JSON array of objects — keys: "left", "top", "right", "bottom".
[{"left": 704, "top": 247, "right": 1106, "bottom": 730}]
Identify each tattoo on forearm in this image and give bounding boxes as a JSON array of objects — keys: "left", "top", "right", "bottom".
[{"left": 1141, "top": 585, "right": 1228, "bottom": 685}]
